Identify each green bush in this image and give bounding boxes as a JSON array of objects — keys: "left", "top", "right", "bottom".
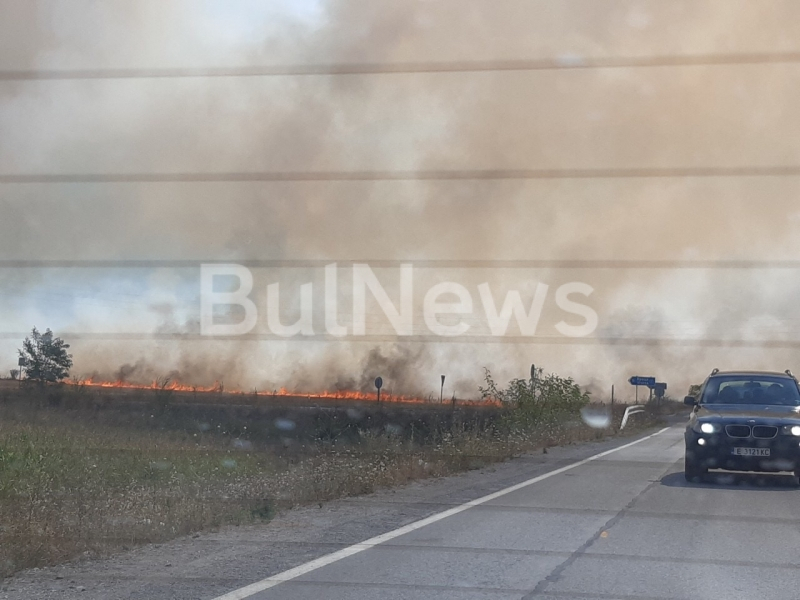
[{"left": 479, "top": 366, "right": 590, "bottom": 428}]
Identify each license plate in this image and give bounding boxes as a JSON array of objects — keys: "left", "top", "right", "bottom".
[{"left": 732, "top": 448, "right": 770, "bottom": 457}]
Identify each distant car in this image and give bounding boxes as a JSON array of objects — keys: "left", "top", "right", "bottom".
[{"left": 684, "top": 369, "right": 800, "bottom": 483}]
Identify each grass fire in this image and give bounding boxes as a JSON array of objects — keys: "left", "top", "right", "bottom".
[
  {"left": 0, "top": 335, "right": 669, "bottom": 578},
  {"left": 66, "top": 378, "right": 496, "bottom": 407}
]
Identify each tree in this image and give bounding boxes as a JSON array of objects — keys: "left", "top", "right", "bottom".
[
  {"left": 9, "top": 369, "right": 19, "bottom": 380},
  {"left": 18, "top": 328, "right": 73, "bottom": 385}
]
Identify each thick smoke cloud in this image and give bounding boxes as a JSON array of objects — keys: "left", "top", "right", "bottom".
[{"left": 4, "top": 1, "right": 800, "bottom": 398}]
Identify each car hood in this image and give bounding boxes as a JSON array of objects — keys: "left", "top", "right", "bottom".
[{"left": 697, "top": 404, "right": 800, "bottom": 423}]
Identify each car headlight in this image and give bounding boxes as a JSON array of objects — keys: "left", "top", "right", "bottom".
[
  {"left": 698, "top": 422, "right": 720, "bottom": 434},
  {"left": 791, "top": 426, "right": 800, "bottom": 437},
  {"left": 779, "top": 425, "right": 800, "bottom": 436}
]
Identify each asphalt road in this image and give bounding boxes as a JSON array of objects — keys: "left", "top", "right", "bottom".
[
  {"left": 5, "top": 424, "right": 800, "bottom": 600},
  {"left": 212, "top": 425, "right": 800, "bottom": 600}
]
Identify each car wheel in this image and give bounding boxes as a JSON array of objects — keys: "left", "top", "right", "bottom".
[{"left": 684, "top": 454, "right": 707, "bottom": 482}]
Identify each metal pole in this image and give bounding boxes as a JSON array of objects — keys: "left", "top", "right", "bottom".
[
  {"left": 440, "top": 375, "right": 445, "bottom": 404},
  {"left": 18, "top": 357, "right": 25, "bottom": 388},
  {"left": 611, "top": 384, "right": 614, "bottom": 407},
  {"left": 635, "top": 385, "right": 639, "bottom": 405}
]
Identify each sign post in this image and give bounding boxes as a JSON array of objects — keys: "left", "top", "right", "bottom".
[
  {"left": 440, "top": 375, "right": 445, "bottom": 404},
  {"left": 17, "top": 357, "right": 26, "bottom": 388},
  {"left": 375, "top": 376, "right": 383, "bottom": 405},
  {"left": 629, "top": 376, "right": 656, "bottom": 404},
  {"left": 653, "top": 382, "right": 667, "bottom": 406}
]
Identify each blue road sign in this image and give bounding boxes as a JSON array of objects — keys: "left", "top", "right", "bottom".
[{"left": 629, "top": 376, "right": 656, "bottom": 387}]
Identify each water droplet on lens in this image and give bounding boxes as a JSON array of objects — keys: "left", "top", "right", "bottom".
[
  {"left": 275, "top": 418, "right": 296, "bottom": 431},
  {"left": 580, "top": 407, "right": 611, "bottom": 429},
  {"left": 385, "top": 423, "right": 403, "bottom": 435},
  {"left": 232, "top": 439, "right": 252, "bottom": 450}
]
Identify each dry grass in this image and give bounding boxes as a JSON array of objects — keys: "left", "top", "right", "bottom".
[{"left": 0, "top": 395, "right": 662, "bottom": 578}]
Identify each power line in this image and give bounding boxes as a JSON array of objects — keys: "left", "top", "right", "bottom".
[
  {"left": 1, "top": 331, "right": 799, "bottom": 347},
  {"left": 4, "top": 259, "right": 800, "bottom": 269},
  {"left": 4, "top": 52, "right": 800, "bottom": 81},
  {"left": 5, "top": 165, "right": 800, "bottom": 184}
]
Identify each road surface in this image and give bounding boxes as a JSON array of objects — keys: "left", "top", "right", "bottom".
[{"left": 4, "top": 424, "right": 800, "bottom": 600}]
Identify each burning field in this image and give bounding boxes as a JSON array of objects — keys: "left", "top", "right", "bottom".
[{"left": 62, "top": 377, "right": 496, "bottom": 407}]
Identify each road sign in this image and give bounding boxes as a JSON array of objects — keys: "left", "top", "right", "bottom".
[
  {"left": 374, "top": 377, "right": 383, "bottom": 390},
  {"left": 629, "top": 376, "right": 656, "bottom": 387},
  {"left": 653, "top": 382, "right": 667, "bottom": 398}
]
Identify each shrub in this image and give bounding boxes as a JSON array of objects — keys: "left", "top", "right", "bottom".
[{"left": 479, "top": 366, "right": 590, "bottom": 428}]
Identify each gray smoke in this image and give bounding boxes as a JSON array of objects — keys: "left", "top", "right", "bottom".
[{"left": 4, "top": 1, "right": 800, "bottom": 398}]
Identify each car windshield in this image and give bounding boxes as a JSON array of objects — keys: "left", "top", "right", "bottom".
[
  {"left": 701, "top": 375, "right": 800, "bottom": 406},
  {"left": 6, "top": 3, "right": 800, "bottom": 599}
]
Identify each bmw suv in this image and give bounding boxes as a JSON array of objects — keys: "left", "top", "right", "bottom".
[{"left": 684, "top": 369, "right": 800, "bottom": 482}]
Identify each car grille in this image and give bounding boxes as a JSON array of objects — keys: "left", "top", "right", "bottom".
[
  {"left": 752, "top": 425, "right": 778, "bottom": 439},
  {"left": 725, "top": 424, "right": 751, "bottom": 438}
]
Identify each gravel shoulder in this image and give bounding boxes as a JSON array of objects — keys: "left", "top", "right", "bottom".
[{"left": 0, "top": 427, "right": 664, "bottom": 600}]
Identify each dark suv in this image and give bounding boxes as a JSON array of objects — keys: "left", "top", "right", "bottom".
[{"left": 684, "top": 369, "right": 800, "bottom": 482}]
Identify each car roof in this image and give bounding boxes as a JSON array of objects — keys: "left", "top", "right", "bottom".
[{"left": 709, "top": 370, "right": 793, "bottom": 378}]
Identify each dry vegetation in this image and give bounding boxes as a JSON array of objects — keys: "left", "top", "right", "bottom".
[{"left": 0, "top": 378, "right": 666, "bottom": 578}]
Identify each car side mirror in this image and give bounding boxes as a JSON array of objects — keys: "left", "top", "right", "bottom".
[{"left": 684, "top": 396, "right": 697, "bottom": 406}]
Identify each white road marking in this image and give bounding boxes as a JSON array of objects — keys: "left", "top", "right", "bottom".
[{"left": 211, "top": 426, "right": 672, "bottom": 600}]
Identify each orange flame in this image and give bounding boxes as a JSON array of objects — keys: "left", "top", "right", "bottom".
[{"left": 67, "top": 378, "right": 498, "bottom": 407}]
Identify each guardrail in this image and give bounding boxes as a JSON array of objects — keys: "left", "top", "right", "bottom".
[{"left": 619, "top": 405, "right": 646, "bottom": 430}]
